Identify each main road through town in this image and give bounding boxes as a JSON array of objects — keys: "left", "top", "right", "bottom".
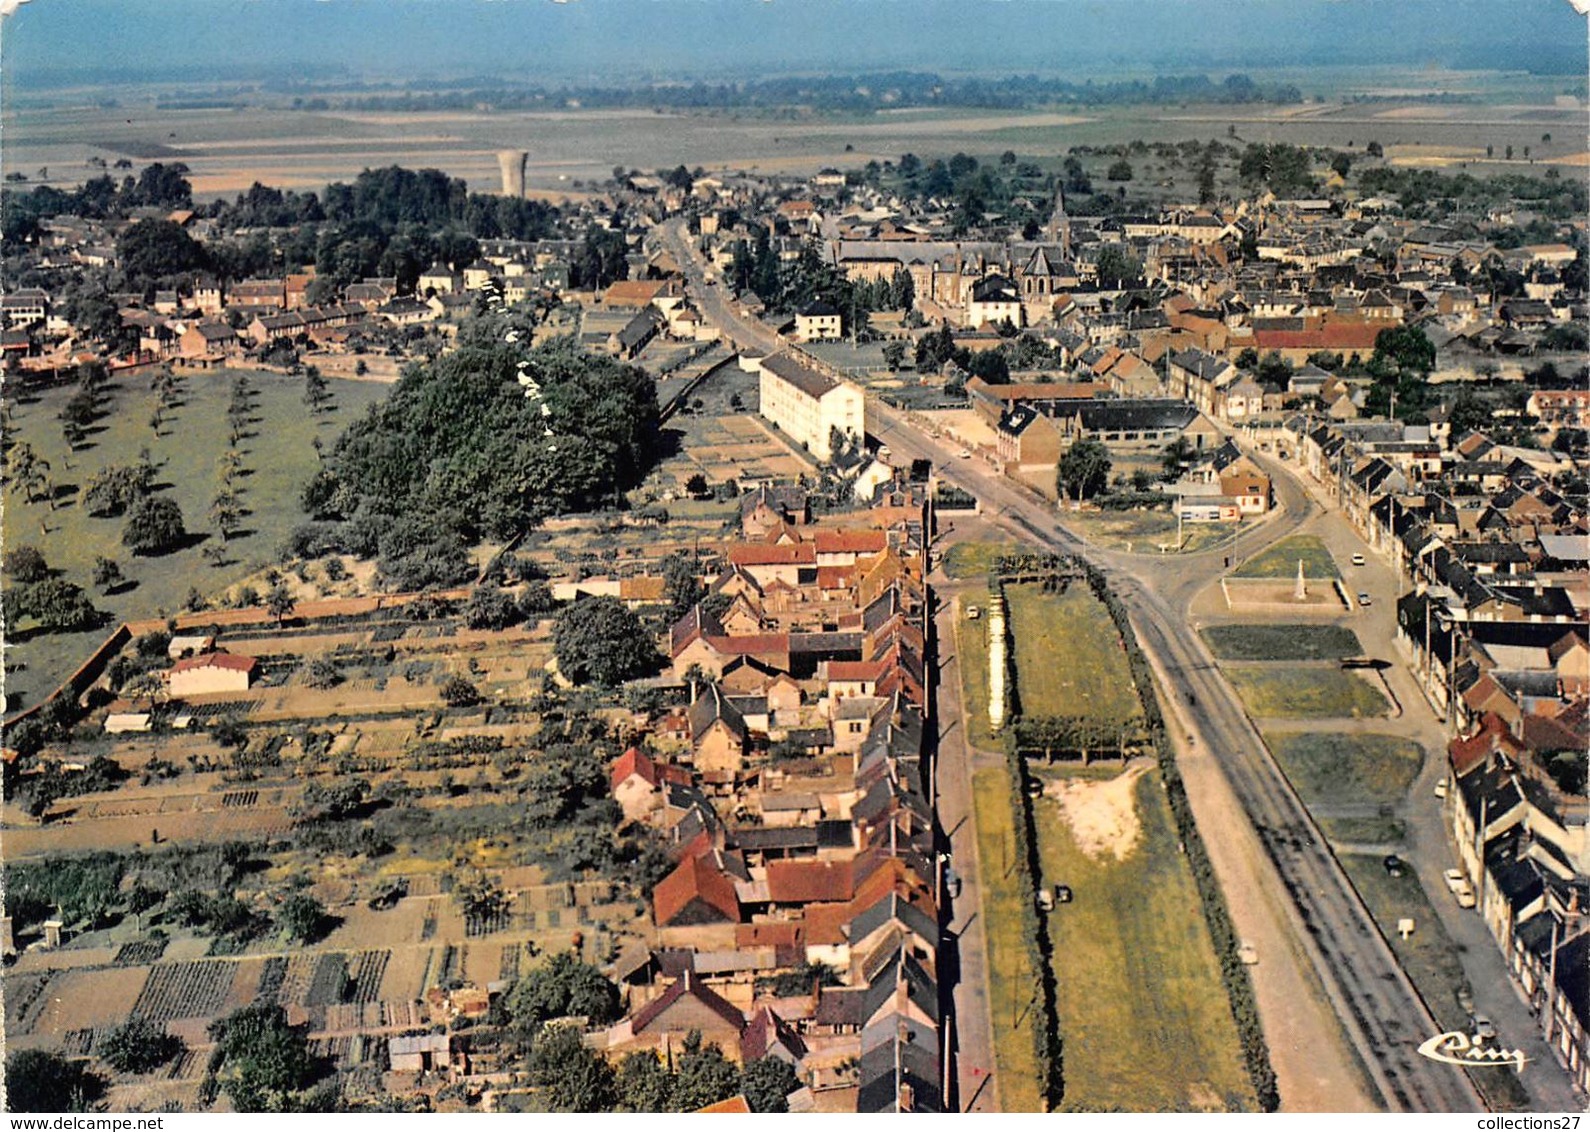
[{"left": 653, "top": 217, "right": 1485, "bottom": 1112}]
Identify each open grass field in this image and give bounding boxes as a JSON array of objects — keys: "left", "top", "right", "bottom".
[
  {"left": 1262, "top": 732, "right": 1423, "bottom": 810},
  {"left": 1339, "top": 853, "right": 1529, "bottom": 1113},
  {"left": 4, "top": 368, "right": 391, "bottom": 711},
  {"left": 1200, "top": 623, "right": 1364, "bottom": 661},
  {"left": 1005, "top": 583, "right": 1141, "bottom": 726},
  {"left": 941, "top": 539, "right": 1025, "bottom": 581},
  {"left": 1224, "top": 665, "right": 1388, "bottom": 719},
  {"left": 1230, "top": 534, "right": 1339, "bottom": 581},
  {"left": 1317, "top": 814, "right": 1406, "bottom": 847},
  {"left": 970, "top": 768, "right": 1046, "bottom": 1114},
  {"left": 1033, "top": 766, "right": 1255, "bottom": 1112},
  {"left": 1059, "top": 508, "right": 1236, "bottom": 556}
]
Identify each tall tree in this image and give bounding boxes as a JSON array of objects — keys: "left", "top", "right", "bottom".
[
  {"left": 552, "top": 596, "right": 659, "bottom": 685},
  {"left": 1057, "top": 438, "right": 1112, "bottom": 501}
]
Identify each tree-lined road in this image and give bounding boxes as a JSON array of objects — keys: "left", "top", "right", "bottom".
[
  {"left": 653, "top": 216, "right": 1486, "bottom": 1113},
  {"left": 868, "top": 402, "right": 1482, "bottom": 1112}
]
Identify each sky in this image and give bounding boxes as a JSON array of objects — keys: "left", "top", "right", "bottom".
[{"left": 1, "top": 0, "right": 1586, "bottom": 87}]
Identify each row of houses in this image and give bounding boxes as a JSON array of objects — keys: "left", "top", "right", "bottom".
[
  {"left": 586, "top": 489, "right": 945, "bottom": 1111},
  {"left": 1286, "top": 412, "right": 1588, "bottom": 1092}
]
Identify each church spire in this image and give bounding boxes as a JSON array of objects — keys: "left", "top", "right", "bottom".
[{"left": 1045, "top": 181, "right": 1070, "bottom": 258}]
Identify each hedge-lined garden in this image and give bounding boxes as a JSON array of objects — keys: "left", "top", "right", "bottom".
[{"left": 1080, "top": 562, "right": 1281, "bottom": 1112}]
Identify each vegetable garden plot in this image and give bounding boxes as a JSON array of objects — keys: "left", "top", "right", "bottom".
[
  {"left": 115, "top": 938, "right": 168, "bottom": 965},
  {"left": 130, "top": 961, "right": 236, "bottom": 1024},
  {"left": 255, "top": 955, "right": 288, "bottom": 1002},
  {"left": 346, "top": 950, "right": 391, "bottom": 1005},
  {"left": 6, "top": 974, "right": 56, "bottom": 1035},
  {"left": 306, "top": 953, "right": 350, "bottom": 1007}
]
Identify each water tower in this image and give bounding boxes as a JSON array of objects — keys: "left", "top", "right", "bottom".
[{"left": 497, "top": 150, "right": 528, "bottom": 198}]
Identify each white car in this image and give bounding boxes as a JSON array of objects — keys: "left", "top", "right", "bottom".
[
  {"left": 1434, "top": 777, "right": 1449, "bottom": 799},
  {"left": 958, "top": 449, "right": 972, "bottom": 459},
  {"left": 1238, "top": 941, "right": 1259, "bottom": 966},
  {"left": 1444, "top": 869, "right": 1477, "bottom": 908},
  {"left": 1351, "top": 553, "right": 1366, "bottom": 566},
  {"left": 966, "top": 604, "right": 981, "bottom": 620}
]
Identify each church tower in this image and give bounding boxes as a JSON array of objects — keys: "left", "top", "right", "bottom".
[{"left": 1044, "top": 182, "right": 1071, "bottom": 259}]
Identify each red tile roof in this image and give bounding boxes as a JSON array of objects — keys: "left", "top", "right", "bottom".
[
  {"left": 1252, "top": 317, "right": 1395, "bottom": 353},
  {"left": 767, "top": 858, "right": 855, "bottom": 905},
  {"left": 611, "top": 746, "right": 658, "bottom": 791},
  {"left": 828, "top": 660, "right": 886, "bottom": 682},
  {"left": 696, "top": 1096, "right": 753, "bottom": 1114},
  {"left": 729, "top": 544, "right": 817, "bottom": 567},
  {"left": 814, "top": 529, "right": 887, "bottom": 555},
  {"left": 653, "top": 850, "right": 741, "bottom": 926},
  {"left": 1448, "top": 712, "right": 1524, "bottom": 776}
]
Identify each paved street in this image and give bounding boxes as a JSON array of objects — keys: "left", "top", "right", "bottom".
[{"left": 642, "top": 218, "right": 1581, "bottom": 1113}]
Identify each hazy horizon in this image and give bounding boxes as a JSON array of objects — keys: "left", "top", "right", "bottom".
[{"left": 3, "top": 0, "right": 1586, "bottom": 91}]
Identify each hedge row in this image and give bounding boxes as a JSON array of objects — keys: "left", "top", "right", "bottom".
[
  {"left": 990, "top": 577, "right": 1065, "bottom": 1109},
  {"left": 1081, "top": 561, "right": 1280, "bottom": 1112}
]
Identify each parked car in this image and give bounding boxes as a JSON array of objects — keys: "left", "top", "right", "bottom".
[
  {"left": 966, "top": 604, "right": 981, "bottom": 620},
  {"left": 945, "top": 868, "right": 962, "bottom": 899},
  {"left": 1469, "top": 1014, "right": 1497, "bottom": 1042},
  {"left": 1434, "top": 777, "right": 1449, "bottom": 799},
  {"left": 1350, "top": 553, "right": 1366, "bottom": 566},
  {"left": 958, "top": 449, "right": 972, "bottom": 459},
  {"left": 1238, "top": 940, "right": 1260, "bottom": 966},
  {"left": 1382, "top": 854, "right": 1405, "bottom": 877},
  {"left": 1357, "top": 592, "right": 1372, "bottom": 607},
  {"left": 1036, "top": 888, "right": 1055, "bottom": 912}
]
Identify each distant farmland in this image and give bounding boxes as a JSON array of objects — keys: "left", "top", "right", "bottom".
[{"left": 3, "top": 68, "right": 1583, "bottom": 201}]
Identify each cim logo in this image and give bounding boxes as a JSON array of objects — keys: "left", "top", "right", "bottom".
[{"left": 1417, "top": 1030, "right": 1529, "bottom": 1073}]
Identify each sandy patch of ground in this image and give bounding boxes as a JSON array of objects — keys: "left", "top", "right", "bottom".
[{"left": 1043, "top": 758, "right": 1151, "bottom": 862}]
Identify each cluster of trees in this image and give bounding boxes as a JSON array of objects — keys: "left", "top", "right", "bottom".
[
  {"left": 729, "top": 232, "right": 907, "bottom": 323},
  {"left": 552, "top": 596, "right": 662, "bottom": 686},
  {"left": 6, "top": 162, "right": 575, "bottom": 306},
  {"left": 1237, "top": 143, "right": 1318, "bottom": 198},
  {"left": 4, "top": 1050, "right": 104, "bottom": 1112},
  {"left": 206, "top": 1003, "right": 331, "bottom": 1112},
  {"left": 338, "top": 70, "right": 1300, "bottom": 116},
  {"left": 1, "top": 545, "right": 101, "bottom": 635},
  {"left": 1363, "top": 324, "right": 1437, "bottom": 420},
  {"left": 296, "top": 316, "right": 660, "bottom": 589},
  {"left": 914, "top": 323, "right": 1071, "bottom": 388},
  {"left": 522, "top": 1026, "right": 798, "bottom": 1113},
  {"left": 2, "top": 162, "right": 192, "bottom": 248},
  {"left": 1357, "top": 166, "right": 1586, "bottom": 224}
]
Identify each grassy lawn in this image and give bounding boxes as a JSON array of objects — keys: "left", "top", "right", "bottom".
[
  {"left": 1200, "top": 623, "right": 1364, "bottom": 662},
  {"left": 1005, "top": 583, "right": 1141, "bottom": 725},
  {"left": 942, "top": 539, "right": 1024, "bottom": 581},
  {"left": 1317, "top": 815, "right": 1407, "bottom": 846},
  {"left": 1339, "top": 854, "right": 1529, "bottom": 1112},
  {"left": 1263, "top": 732, "right": 1424, "bottom": 810},
  {"left": 1034, "top": 767, "right": 1256, "bottom": 1112},
  {"left": 1230, "top": 534, "right": 1339, "bottom": 581},
  {"left": 3, "top": 368, "right": 391, "bottom": 710},
  {"left": 1060, "top": 508, "right": 1238, "bottom": 556},
  {"left": 970, "top": 768, "right": 1046, "bottom": 1114},
  {"left": 1224, "top": 665, "right": 1389, "bottom": 719},
  {"left": 955, "top": 588, "right": 998, "bottom": 750}
]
